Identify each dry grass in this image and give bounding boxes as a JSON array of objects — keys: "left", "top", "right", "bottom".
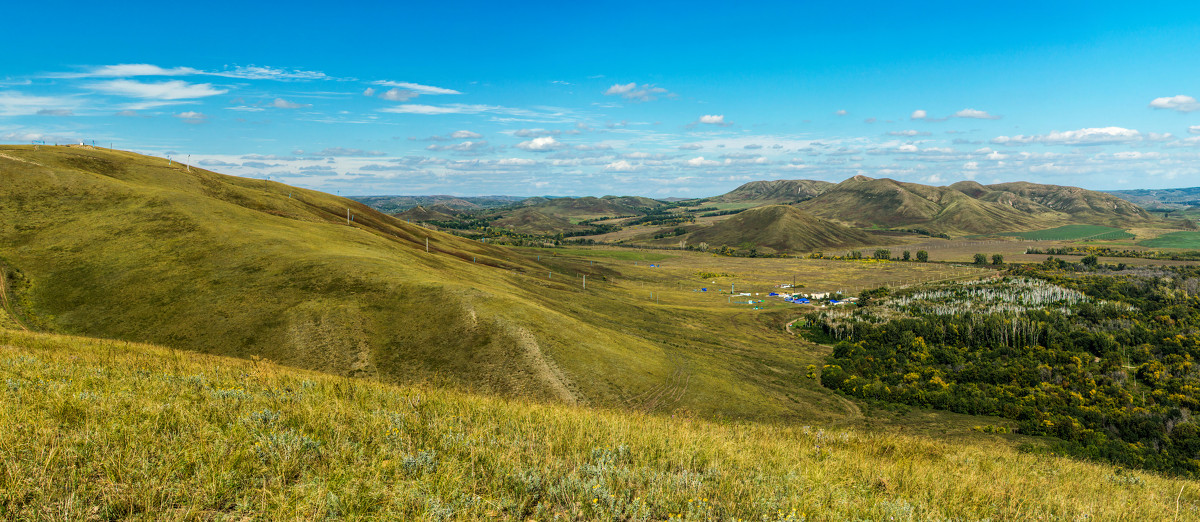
[{"left": 3, "top": 328, "right": 1197, "bottom": 521}]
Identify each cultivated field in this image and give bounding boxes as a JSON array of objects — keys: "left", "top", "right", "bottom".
[{"left": 1140, "top": 231, "right": 1200, "bottom": 249}]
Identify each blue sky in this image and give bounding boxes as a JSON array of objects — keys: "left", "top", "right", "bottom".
[{"left": 3, "top": 1, "right": 1200, "bottom": 196}]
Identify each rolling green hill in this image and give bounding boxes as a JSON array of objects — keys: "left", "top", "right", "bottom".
[
  {"left": 710, "top": 179, "right": 834, "bottom": 205},
  {"left": 0, "top": 145, "right": 854, "bottom": 423},
  {"left": 490, "top": 207, "right": 586, "bottom": 234},
  {"left": 686, "top": 205, "right": 875, "bottom": 253},
  {"left": 394, "top": 204, "right": 459, "bottom": 222},
  {"left": 348, "top": 194, "right": 523, "bottom": 213},
  {"left": 515, "top": 195, "right": 664, "bottom": 218},
  {"left": 795, "top": 176, "right": 1151, "bottom": 235}
]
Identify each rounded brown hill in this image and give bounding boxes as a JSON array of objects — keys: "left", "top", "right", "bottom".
[
  {"left": 687, "top": 204, "right": 875, "bottom": 252},
  {"left": 393, "top": 205, "right": 456, "bottom": 222}
]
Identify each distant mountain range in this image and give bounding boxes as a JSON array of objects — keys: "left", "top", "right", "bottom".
[
  {"left": 354, "top": 176, "right": 1167, "bottom": 251},
  {"left": 713, "top": 176, "right": 1149, "bottom": 235},
  {"left": 1106, "top": 187, "right": 1200, "bottom": 208},
  {"left": 349, "top": 195, "right": 525, "bottom": 213}
]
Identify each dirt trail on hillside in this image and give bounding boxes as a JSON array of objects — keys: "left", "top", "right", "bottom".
[
  {"left": 507, "top": 325, "right": 579, "bottom": 404},
  {"left": 0, "top": 267, "right": 29, "bottom": 331},
  {"left": 0, "top": 152, "right": 42, "bottom": 167}
]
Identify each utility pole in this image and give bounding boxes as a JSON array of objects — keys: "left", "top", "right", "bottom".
[
  {"left": 347, "top": 209, "right": 351, "bottom": 225},
  {"left": 426, "top": 238, "right": 430, "bottom": 252},
  {"left": 582, "top": 274, "right": 586, "bottom": 289}
]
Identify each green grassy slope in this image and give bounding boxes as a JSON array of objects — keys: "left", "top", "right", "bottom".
[
  {"left": 686, "top": 205, "right": 875, "bottom": 252},
  {"left": 1139, "top": 231, "right": 1200, "bottom": 249},
  {"left": 4, "top": 327, "right": 1196, "bottom": 520},
  {"left": 710, "top": 179, "right": 834, "bottom": 204},
  {"left": 798, "top": 176, "right": 1049, "bottom": 234},
  {"left": 517, "top": 195, "right": 663, "bottom": 219},
  {"left": 792, "top": 176, "right": 1152, "bottom": 236},
  {"left": 0, "top": 145, "right": 855, "bottom": 423},
  {"left": 491, "top": 207, "right": 586, "bottom": 234},
  {"left": 394, "top": 205, "right": 458, "bottom": 222}
]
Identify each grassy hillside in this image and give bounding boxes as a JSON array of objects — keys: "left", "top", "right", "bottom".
[
  {"left": 348, "top": 194, "right": 523, "bottom": 213},
  {"left": 490, "top": 207, "right": 587, "bottom": 234},
  {"left": 0, "top": 145, "right": 889, "bottom": 424},
  {"left": 798, "top": 176, "right": 1047, "bottom": 235},
  {"left": 394, "top": 205, "right": 458, "bottom": 222},
  {"left": 986, "top": 181, "right": 1150, "bottom": 223},
  {"left": 686, "top": 205, "right": 875, "bottom": 253},
  {"left": 782, "top": 176, "right": 1152, "bottom": 236},
  {"left": 518, "top": 195, "right": 663, "bottom": 219},
  {"left": 711, "top": 179, "right": 833, "bottom": 204},
  {"left": 4, "top": 327, "right": 1197, "bottom": 520}
]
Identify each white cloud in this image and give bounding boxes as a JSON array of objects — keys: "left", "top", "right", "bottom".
[
  {"left": 53, "top": 64, "right": 330, "bottom": 81},
  {"left": 954, "top": 108, "right": 1000, "bottom": 120},
  {"left": 426, "top": 140, "right": 490, "bottom": 152},
  {"left": 372, "top": 81, "right": 461, "bottom": 95},
  {"left": 380, "top": 104, "right": 498, "bottom": 115},
  {"left": 604, "top": 160, "right": 638, "bottom": 171},
  {"left": 604, "top": 82, "right": 671, "bottom": 102},
  {"left": 450, "top": 130, "right": 482, "bottom": 139},
  {"left": 380, "top": 88, "right": 418, "bottom": 101},
  {"left": 685, "top": 156, "right": 720, "bottom": 167},
  {"left": 363, "top": 87, "right": 376, "bottom": 96},
  {"left": 911, "top": 109, "right": 927, "bottom": 120},
  {"left": 89, "top": 79, "right": 227, "bottom": 100},
  {"left": 36, "top": 109, "right": 72, "bottom": 116},
  {"left": 1149, "top": 95, "right": 1199, "bottom": 113},
  {"left": 208, "top": 66, "right": 330, "bottom": 81},
  {"left": 0, "top": 91, "right": 78, "bottom": 116},
  {"left": 1048, "top": 127, "right": 1139, "bottom": 145},
  {"left": 697, "top": 114, "right": 727, "bottom": 125},
  {"left": 991, "top": 127, "right": 1143, "bottom": 146},
  {"left": 990, "top": 135, "right": 1037, "bottom": 145},
  {"left": 887, "top": 130, "right": 930, "bottom": 137},
  {"left": 497, "top": 158, "right": 537, "bottom": 166},
  {"left": 51, "top": 64, "right": 201, "bottom": 78},
  {"left": 272, "top": 98, "right": 311, "bottom": 109},
  {"left": 2, "top": 130, "right": 77, "bottom": 143},
  {"left": 515, "top": 136, "right": 564, "bottom": 152},
  {"left": 175, "top": 111, "right": 207, "bottom": 121},
  {"left": 296, "top": 147, "right": 386, "bottom": 157},
  {"left": 1190, "top": 125, "right": 1200, "bottom": 135},
  {"left": 835, "top": 109, "right": 848, "bottom": 116},
  {"left": 1165, "top": 136, "right": 1200, "bottom": 148},
  {"left": 1107, "top": 151, "right": 1162, "bottom": 160},
  {"left": 678, "top": 144, "right": 702, "bottom": 150},
  {"left": 963, "top": 161, "right": 979, "bottom": 170},
  {"left": 514, "top": 128, "right": 560, "bottom": 138}
]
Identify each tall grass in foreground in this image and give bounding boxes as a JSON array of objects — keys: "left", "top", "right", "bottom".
[{"left": 2, "top": 328, "right": 1196, "bottom": 520}]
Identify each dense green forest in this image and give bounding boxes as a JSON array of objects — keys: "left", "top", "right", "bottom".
[{"left": 813, "top": 261, "right": 1200, "bottom": 475}]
